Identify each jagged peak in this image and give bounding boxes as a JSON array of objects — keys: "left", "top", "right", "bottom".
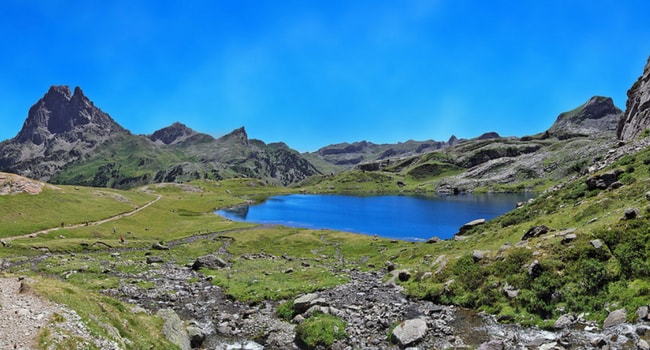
[
  {"left": 150, "top": 122, "right": 198, "bottom": 145},
  {"left": 219, "top": 126, "right": 249, "bottom": 145}
]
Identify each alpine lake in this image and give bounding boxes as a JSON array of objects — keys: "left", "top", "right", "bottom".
[{"left": 217, "top": 192, "right": 535, "bottom": 241}]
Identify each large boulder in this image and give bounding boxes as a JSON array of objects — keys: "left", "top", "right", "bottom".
[
  {"left": 157, "top": 308, "right": 190, "bottom": 350},
  {"left": 192, "top": 254, "right": 228, "bottom": 270},
  {"left": 603, "top": 308, "right": 627, "bottom": 328},
  {"left": 391, "top": 318, "right": 428, "bottom": 347},
  {"left": 585, "top": 170, "right": 624, "bottom": 190},
  {"left": 293, "top": 293, "right": 320, "bottom": 314},
  {"left": 456, "top": 218, "right": 486, "bottom": 235},
  {"left": 521, "top": 225, "right": 550, "bottom": 241}
]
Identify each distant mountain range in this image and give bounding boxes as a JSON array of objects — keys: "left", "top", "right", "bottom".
[{"left": 1, "top": 55, "right": 649, "bottom": 190}]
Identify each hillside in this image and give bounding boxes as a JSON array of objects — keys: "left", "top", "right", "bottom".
[{"left": 303, "top": 95, "right": 622, "bottom": 194}]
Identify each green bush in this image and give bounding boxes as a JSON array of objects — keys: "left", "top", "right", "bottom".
[
  {"left": 276, "top": 300, "right": 295, "bottom": 321},
  {"left": 295, "top": 313, "right": 348, "bottom": 349}
]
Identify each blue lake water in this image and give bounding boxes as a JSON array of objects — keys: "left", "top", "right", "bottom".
[{"left": 217, "top": 193, "right": 534, "bottom": 241}]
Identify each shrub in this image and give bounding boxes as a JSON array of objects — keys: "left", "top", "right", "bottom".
[{"left": 295, "top": 313, "right": 347, "bottom": 349}]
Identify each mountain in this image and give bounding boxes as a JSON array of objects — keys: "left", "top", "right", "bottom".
[
  {"left": 548, "top": 96, "right": 622, "bottom": 139},
  {"left": 617, "top": 56, "right": 650, "bottom": 141},
  {"left": 302, "top": 135, "right": 463, "bottom": 174},
  {"left": 304, "top": 96, "right": 621, "bottom": 193},
  {"left": 0, "top": 86, "right": 320, "bottom": 188},
  {"left": 0, "top": 86, "right": 128, "bottom": 181}
]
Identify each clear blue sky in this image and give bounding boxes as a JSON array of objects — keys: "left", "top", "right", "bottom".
[{"left": 0, "top": 1, "right": 648, "bottom": 152}]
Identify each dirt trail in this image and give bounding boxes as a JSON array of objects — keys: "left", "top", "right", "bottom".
[
  {"left": 5, "top": 195, "right": 162, "bottom": 242},
  {"left": 0, "top": 276, "right": 118, "bottom": 349}
]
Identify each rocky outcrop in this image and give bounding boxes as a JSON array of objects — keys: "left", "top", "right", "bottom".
[
  {"left": 150, "top": 122, "right": 202, "bottom": 145},
  {"left": 548, "top": 96, "right": 622, "bottom": 139},
  {"left": 0, "top": 85, "right": 127, "bottom": 181},
  {"left": 0, "top": 172, "right": 48, "bottom": 195},
  {"left": 618, "top": 56, "right": 650, "bottom": 141}
]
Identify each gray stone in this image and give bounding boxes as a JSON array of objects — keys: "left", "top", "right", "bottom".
[
  {"left": 294, "top": 293, "right": 319, "bottom": 314},
  {"left": 603, "top": 308, "right": 626, "bottom": 328},
  {"left": 478, "top": 339, "right": 505, "bottom": 350},
  {"left": 192, "top": 254, "right": 228, "bottom": 270},
  {"left": 152, "top": 242, "right": 170, "bottom": 250},
  {"left": 157, "top": 308, "right": 190, "bottom": 350},
  {"left": 561, "top": 233, "right": 577, "bottom": 244},
  {"left": 528, "top": 259, "right": 542, "bottom": 277},
  {"left": 521, "top": 225, "right": 550, "bottom": 241},
  {"left": 456, "top": 218, "right": 486, "bottom": 235},
  {"left": 472, "top": 250, "right": 487, "bottom": 261},
  {"left": 391, "top": 318, "right": 428, "bottom": 347},
  {"left": 646, "top": 191, "right": 650, "bottom": 201},
  {"left": 398, "top": 270, "right": 412, "bottom": 282},
  {"left": 554, "top": 314, "right": 573, "bottom": 329},
  {"left": 146, "top": 256, "right": 163, "bottom": 264},
  {"left": 624, "top": 208, "right": 639, "bottom": 220},
  {"left": 590, "top": 239, "right": 604, "bottom": 249},
  {"left": 637, "top": 306, "right": 649, "bottom": 320},
  {"left": 639, "top": 339, "right": 650, "bottom": 350},
  {"left": 186, "top": 325, "right": 206, "bottom": 348}
]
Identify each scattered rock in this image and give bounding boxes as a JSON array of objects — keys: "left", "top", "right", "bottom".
[
  {"left": 590, "top": 239, "right": 604, "bottom": 249},
  {"left": 192, "top": 255, "right": 228, "bottom": 270},
  {"left": 385, "top": 261, "right": 396, "bottom": 272},
  {"left": 391, "top": 318, "right": 428, "bottom": 347},
  {"left": 637, "top": 306, "right": 649, "bottom": 321},
  {"left": 146, "top": 256, "right": 164, "bottom": 264},
  {"left": 293, "top": 293, "right": 319, "bottom": 314},
  {"left": 186, "top": 324, "right": 206, "bottom": 348},
  {"left": 503, "top": 283, "right": 519, "bottom": 299},
  {"left": 426, "top": 236, "right": 441, "bottom": 244},
  {"left": 522, "top": 226, "right": 550, "bottom": 241},
  {"left": 152, "top": 242, "right": 170, "bottom": 250},
  {"left": 639, "top": 339, "right": 650, "bottom": 350},
  {"left": 157, "top": 308, "right": 191, "bottom": 350},
  {"left": 472, "top": 250, "right": 487, "bottom": 261},
  {"left": 585, "top": 169, "right": 623, "bottom": 190},
  {"left": 528, "top": 260, "right": 543, "bottom": 277},
  {"left": 478, "top": 339, "right": 505, "bottom": 350},
  {"left": 456, "top": 219, "right": 486, "bottom": 235},
  {"left": 554, "top": 314, "right": 573, "bottom": 329},
  {"left": 561, "top": 233, "right": 577, "bottom": 244},
  {"left": 624, "top": 208, "right": 639, "bottom": 220},
  {"left": 398, "top": 270, "right": 412, "bottom": 282},
  {"left": 603, "top": 308, "right": 626, "bottom": 328}
]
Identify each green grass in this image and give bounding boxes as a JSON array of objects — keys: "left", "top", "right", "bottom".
[
  {"left": 295, "top": 313, "right": 348, "bottom": 349},
  {"left": 0, "top": 185, "right": 155, "bottom": 238},
  {"left": 29, "top": 275, "right": 179, "bottom": 349}
]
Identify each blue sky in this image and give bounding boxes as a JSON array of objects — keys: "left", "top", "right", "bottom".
[{"left": 0, "top": 1, "right": 648, "bottom": 152}]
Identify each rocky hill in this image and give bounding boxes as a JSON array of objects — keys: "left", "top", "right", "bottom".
[
  {"left": 618, "top": 56, "right": 650, "bottom": 140},
  {"left": 0, "top": 86, "right": 320, "bottom": 188},
  {"left": 304, "top": 95, "right": 622, "bottom": 193},
  {"left": 302, "top": 135, "right": 463, "bottom": 174},
  {"left": 0, "top": 86, "right": 128, "bottom": 181}
]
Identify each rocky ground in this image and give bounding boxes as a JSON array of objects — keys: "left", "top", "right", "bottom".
[
  {"left": 101, "top": 255, "right": 650, "bottom": 350},
  {"left": 0, "top": 276, "right": 118, "bottom": 350}
]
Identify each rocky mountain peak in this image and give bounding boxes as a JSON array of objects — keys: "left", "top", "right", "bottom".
[
  {"left": 15, "top": 85, "right": 124, "bottom": 145},
  {"left": 548, "top": 96, "right": 622, "bottom": 138},
  {"left": 220, "top": 126, "right": 249, "bottom": 146},
  {"left": 1, "top": 85, "right": 128, "bottom": 181},
  {"left": 617, "top": 56, "right": 650, "bottom": 141},
  {"left": 150, "top": 122, "right": 197, "bottom": 145}
]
